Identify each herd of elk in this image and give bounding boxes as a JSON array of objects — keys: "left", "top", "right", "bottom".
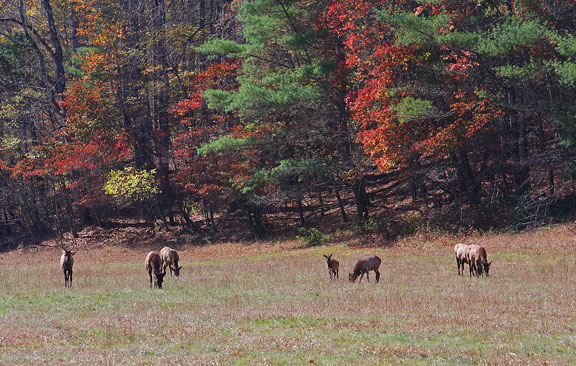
[
  {"left": 454, "top": 243, "right": 492, "bottom": 277},
  {"left": 56, "top": 242, "right": 493, "bottom": 288}
]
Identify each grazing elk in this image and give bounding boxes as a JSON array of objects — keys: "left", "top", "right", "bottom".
[
  {"left": 145, "top": 251, "right": 166, "bottom": 289},
  {"left": 323, "top": 254, "right": 339, "bottom": 280},
  {"left": 454, "top": 243, "right": 469, "bottom": 276},
  {"left": 60, "top": 248, "right": 76, "bottom": 288},
  {"left": 349, "top": 256, "right": 381, "bottom": 283},
  {"left": 467, "top": 245, "right": 492, "bottom": 277},
  {"left": 160, "top": 247, "right": 182, "bottom": 277}
]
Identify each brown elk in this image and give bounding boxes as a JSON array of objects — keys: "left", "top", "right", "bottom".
[
  {"left": 145, "top": 251, "right": 166, "bottom": 289},
  {"left": 323, "top": 254, "right": 339, "bottom": 280},
  {"left": 454, "top": 243, "right": 469, "bottom": 275},
  {"left": 160, "top": 247, "right": 182, "bottom": 277},
  {"left": 466, "top": 245, "right": 492, "bottom": 277},
  {"left": 60, "top": 247, "right": 76, "bottom": 288},
  {"left": 349, "top": 256, "right": 381, "bottom": 283}
]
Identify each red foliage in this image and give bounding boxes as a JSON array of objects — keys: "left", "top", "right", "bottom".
[
  {"left": 325, "top": 0, "right": 504, "bottom": 171},
  {"left": 171, "top": 60, "right": 243, "bottom": 205},
  {"left": 12, "top": 81, "right": 132, "bottom": 206}
]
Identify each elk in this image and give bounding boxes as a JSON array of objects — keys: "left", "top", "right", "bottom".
[
  {"left": 467, "top": 245, "right": 492, "bottom": 277},
  {"left": 145, "top": 251, "right": 166, "bottom": 289},
  {"left": 349, "top": 256, "right": 381, "bottom": 283},
  {"left": 323, "top": 254, "right": 339, "bottom": 280},
  {"left": 454, "top": 243, "right": 469, "bottom": 275},
  {"left": 160, "top": 247, "right": 182, "bottom": 277},
  {"left": 60, "top": 247, "right": 75, "bottom": 288}
]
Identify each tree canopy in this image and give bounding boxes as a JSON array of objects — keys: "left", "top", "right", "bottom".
[{"left": 2, "top": 0, "right": 576, "bottom": 243}]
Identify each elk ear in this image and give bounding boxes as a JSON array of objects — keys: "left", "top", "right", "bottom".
[
  {"left": 488, "top": 261, "right": 492, "bottom": 265},
  {"left": 178, "top": 266, "right": 182, "bottom": 271},
  {"left": 323, "top": 254, "right": 328, "bottom": 259}
]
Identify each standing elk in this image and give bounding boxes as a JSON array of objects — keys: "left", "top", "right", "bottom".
[
  {"left": 323, "top": 254, "right": 339, "bottom": 280},
  {"left": 349, "top": 256, "right": 381, "bottom": 283},
  {"left": 160, "top": 247, "right": 182, "bottom": 277},
  {"left": 454, "top": 243, "right": 469, "bottom": 276},
  {"left": 467, "top": 245, "right": 492, "bottom": 277},
  {"left": 60, "top": 247, "right": 76, "bottom": 288},
  {"left": 145, "top": 251, "right": 166, "bottom": 289}
]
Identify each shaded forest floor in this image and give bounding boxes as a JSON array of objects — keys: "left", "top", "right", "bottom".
[{"left": 1, "top": 224, "right": 575, "bottom": 364}]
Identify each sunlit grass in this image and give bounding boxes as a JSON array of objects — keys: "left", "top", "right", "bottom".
[{"left": 1, "top": 232, "right": 575, "bottom": 365}]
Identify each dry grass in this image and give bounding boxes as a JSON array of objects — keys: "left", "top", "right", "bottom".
[{"left": 1, "top": 225, "right": 575, "bottom": 365}]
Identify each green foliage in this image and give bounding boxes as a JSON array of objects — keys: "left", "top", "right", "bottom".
[
  {"left": 103, "top": 167, "right": 159, "bottom": 202},
  {"left": 375, "top": 9, "right": 452, "bottom": 47},
  {"left": 551, "top": 103, "right": 576, "bottom": 148},
  {"left": 552, "top": 61, "right": 576, "bottom": 86},
  {"left": 198, "top": 39, "right": 248, "bottom": 56},
  {"left": 296, "top": 227, "right": 327, "bottom": 247},
  {"left": 234, "top": 159, "right": 327, "bottom": 194},
  {"left": 197, "top": 136, "right": 254, "bottom": 155},
  {"left": 493, "top": 62, "right": 543, "bottom": 80},
  {"left": 264, "top": 158, "right": 325, "bottom": 182},
  {"left": 205, "top": 66, "right": 321, "bottom": 117},
  {"left": 553, "top": 35, "right": 576, "bottom": 58},
  {"left": 474, "top": 17, "right": 547, "bottom": 56},
  {"left": 390, "top": 97, "right": 437, "bottom": 124}
]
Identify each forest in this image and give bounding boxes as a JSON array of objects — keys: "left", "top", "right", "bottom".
[{"left": 1, "top": 0, "right": 576, "bottom": 245}]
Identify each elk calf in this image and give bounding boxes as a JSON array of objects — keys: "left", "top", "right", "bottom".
[
  {"left": 323, "top": 254, "right": 339, "bottom": 280},
  {"left": 145, "top": 251, "right": 166, "bottom": 289},
  {"left": 466, "top": 245, "right": 492, "bottom": 277},
  {"left": 60, "top": 250, "right": 75, "bottom": 288},
  {"left": 160, "top": 247, "right": 182, "bottom": 277},
  {"left": 349, "top": 256, "right": 381, "bottom": 283},
  {"left": 454, "top": 243, "right": 469, "bottom": 276}
]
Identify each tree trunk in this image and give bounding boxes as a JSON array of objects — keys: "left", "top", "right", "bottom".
[
  {"left": 536, "top": 115, "right": 555, "bottom": 196},
  {"left": 352, "top": 177, "right": 369, "bottom": 221},
  {"left": 297, "top": 198, "right": 305, "bottom": 226},
  {"left": 335, "top": 190, "right": 348, "bottom": 223},
  {"left": 452, "top": 150, "right": 481, "bottom": 205}
]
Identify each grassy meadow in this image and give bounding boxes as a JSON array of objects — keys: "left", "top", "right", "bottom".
[{"left": 1, "top": 226, "right": 576, "bottom": 365}]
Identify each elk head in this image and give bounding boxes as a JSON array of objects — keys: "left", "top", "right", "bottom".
[{"left": 170, "top": 265, "right": 183, "bottom": 277}]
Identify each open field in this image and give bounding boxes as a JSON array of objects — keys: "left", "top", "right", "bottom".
[{"left": 1, "top": 226, "right": 576, "bottom": 365}]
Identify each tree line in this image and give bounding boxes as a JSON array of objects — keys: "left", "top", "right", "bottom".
[{"left": 1, "top": 0, "right": 576, "bottom": 243}]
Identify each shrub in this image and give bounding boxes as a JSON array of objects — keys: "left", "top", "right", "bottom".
[{"left": 296, "top": 227, "right": 327, "bottom": 247}]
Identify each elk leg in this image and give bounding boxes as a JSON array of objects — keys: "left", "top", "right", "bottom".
[
  {"left": 149, "top": 271, "right": 153, "bottom": 288},
  {"left": 69, "top": 270, "right": 73, "bottom": 287},
  {"left": 375, "top": 270, "right": 380, "bottom": 283},
  {"left": 366, "top": 271, "right": 370, "bottom": 283},
  {"left": 476, "top": 261, "right": 483, "bottom": 277},
  {"left": 456, "top": 258, "right": 461, "bottom": 275},
  {"left": 336, "top": 269, "right": 339, "bottom": 279}
]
